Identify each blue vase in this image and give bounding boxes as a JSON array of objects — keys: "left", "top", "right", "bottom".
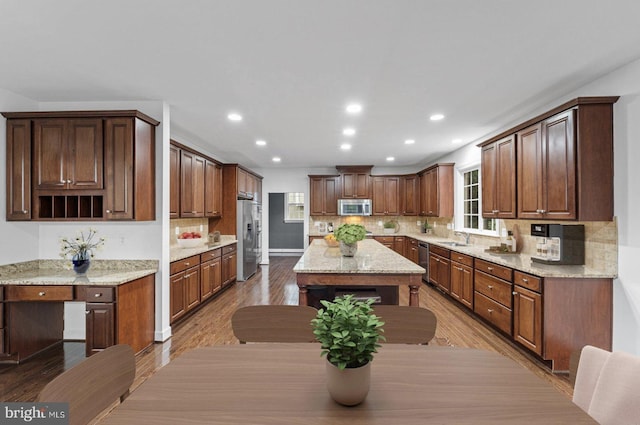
[{"left": 72, "top": 255, "right": 91, "bottom": 274}]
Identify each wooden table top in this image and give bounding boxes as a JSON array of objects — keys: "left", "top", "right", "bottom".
[{"left": 99, "top": 344, "right": 596, "bottom": 424}]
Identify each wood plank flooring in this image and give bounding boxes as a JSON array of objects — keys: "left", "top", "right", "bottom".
[{"left": 0, "top": 255, "right": 572, "bottom": 406}]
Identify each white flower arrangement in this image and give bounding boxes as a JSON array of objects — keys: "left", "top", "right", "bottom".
[{"left": 60, "top": 228, "right": 105, "bottom": 260}]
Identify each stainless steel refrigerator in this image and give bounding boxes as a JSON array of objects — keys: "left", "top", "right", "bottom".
[{"left": 236, "top": 200, "right": 262, "bottom": 281}]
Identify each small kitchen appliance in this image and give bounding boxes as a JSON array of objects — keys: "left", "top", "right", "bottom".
[
  {"left": 531, "top": 224, "right": 585, "bottom": 265},
  {"left": 337, "top": 199, "right": 372, "bottom": 216}
]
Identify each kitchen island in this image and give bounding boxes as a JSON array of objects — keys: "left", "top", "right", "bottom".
[{"left": 293, "top": 239, "right": 425, "bottom": 306}]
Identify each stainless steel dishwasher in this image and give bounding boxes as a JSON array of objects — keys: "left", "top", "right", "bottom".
[{"left": 418, "top": 242, "right": 429, "bottom": 283}]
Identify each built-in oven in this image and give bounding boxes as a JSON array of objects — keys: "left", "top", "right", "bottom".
[{"left": 418, "top": 242, "right": 429, "bottom": 283}]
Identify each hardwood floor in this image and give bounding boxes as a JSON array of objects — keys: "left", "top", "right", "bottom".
[{"left": 0, "top": 255, "right": 572, "bottom": 406}]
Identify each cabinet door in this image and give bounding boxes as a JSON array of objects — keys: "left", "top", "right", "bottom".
[
  {"left": 393, "top": 237, "right": 405, "bottom": 256},
  {"left": 201, "top": 258, "right": 222, "bottom": 301},
  {"left": 513, "top": 285, "right": 543, "bottom": 355},
  {"left": 180, "top": 150, "right": 205, "bottom": 217},
  {"left": 342, "top": 173, "right": 370, "bottom": 199},
  {"left": 482, "top": 136, "right": 516, "bottom": 219},
  {"left": 104, "top": 118, "right": 134, "bottom": 219},
  {"left": 451, "top": 262, "right": 473, "bottom": 309},
  {"left": 222, "top": 252, "right": 238, "bottom": 286},
  {"left": 67, "top": 119, "right": 103, "bottom": 190},
  {"left": 385, "top": 177, "right": 400, "bottom": 215},
  {"left": 185, "top": 266, "right": 201, "bottom": 311},
  {"left": 237, "top": 168, "right": 248, "bottom": 195},
  {"left": 204, "top": 160, "right": 217, "bottom": 217},
  {"left": 33, "top": 119, "right": 68, "bottom": 190},
  {"left": 324, "top": 177, "right": 339, "bottom": 215},
  {"left": 437, "top": 256, "right": 451, "bottom": 293},
  {"left": 372, "top": 177, "right": 387, "bottom": 215},
  {"left": 169, "top": 145, "right": 180, "bottom": 218},
  {"left": 517, "top": 123, "right": 544, "bottom": 219},
  {"left": 424, "top": 168, "right": 438, "bottom": 216},
  {"left": 213, "top": 163, "right": 223, "bottom": 216},
  {"left": 542, "top": 110, "right": 576, "bottom": 219},
  {"left": 6, "top": 120, "right": 31, "bottom": 220},
  {"left": 402, "top": 175, "right": 419, "bottom": 215},
  {"left": 170, "top": 272, "right": 187, "bottom": 323},
  {"left": 428, "top": 253, "right": 440, "bottom": 286},
  {"left": 86, "top": 302, "right": 115, "bottom": 356}
]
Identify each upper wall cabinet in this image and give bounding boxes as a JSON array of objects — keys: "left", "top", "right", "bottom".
[
  {"left": 372, "top": 176, "right": 400, "bottom": 216},
  {"left": 401, "top": 174, "right": 420, "bottom": 216},
  {"left": 481, "top": 134, "right": 516, "bottom": 219},
  {"left": 479, "top": 96, "right": 618, "bottom": 221},
  {"left": 418, "top": 163, "right": 454, "bottom": 217},
  {"left": 337, "top": 166, "right": 372, "bottom": 199},
  {"left": 2, "top": 111, "right": 159, "bottom": 221},
  {"left": 180, "top": 149, "right": 206, "bottom": 218},
  {"left": 309, "top": 175, "right": 340, "bottom": 216},
  {"left": 169, "top": 144, "right": 181, "bottom": 219}
]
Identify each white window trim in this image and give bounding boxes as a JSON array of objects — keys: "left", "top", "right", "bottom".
[
  {"left": 283, "top": 192, "right": 304, "bottom": 223},
  {"left": 454, "top": 162, "right": 500, "bottom": 237}
]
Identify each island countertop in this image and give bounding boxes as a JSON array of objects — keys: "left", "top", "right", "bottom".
[{"left": 293, "top": 239, "right": 425, "bottom": 274}]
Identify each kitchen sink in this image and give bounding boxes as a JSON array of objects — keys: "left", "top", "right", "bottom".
[{"left": 440, "top": 241, "right": 468, "bottom": 247}]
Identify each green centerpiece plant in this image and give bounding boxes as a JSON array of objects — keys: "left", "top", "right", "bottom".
[
  {"left": 333, "top": 223, "right": 367, "bottom": 256},
  {"left": 311, "top": 294, "right": 385, "bottom": 406}
]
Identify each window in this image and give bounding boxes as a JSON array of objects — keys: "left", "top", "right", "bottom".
[
  {"left": 456, "top": 166, "right": 498, "bottom": 236},
  {"left": 284, "top": 192, "right": 304, "bottom": 222}
]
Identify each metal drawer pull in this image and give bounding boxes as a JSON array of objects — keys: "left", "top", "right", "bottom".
[
  {"left": 38, "top": 291, "right": 46, "bottom": 296},
  {"left": 522, "top": 278, "right": 529, "bottom": 282},
  {"left": 487, "top": 266, "right": 493, "bottom": 271},
  {"left": 487, "top": 285, "right": 493, "bottom": 290},
  {"left": 454, "top": 266, "right": 463, "bottom": 271},
  {"left": 22, "top": 210, "right": 28, "bottom": 214},
  {"left": 106, "top": 209, "right": 112, "bottom": 213},
  {"left": 513, "top": 291, "right": 518, "bottom": 295},
  {"left": 185, "top": 262, "right": 190, "bottom": 266},
  {"left": 94, "top": 293, "right": 102, "bottom": 298},
  {"left": 487, "top": 309, "right": 493, "bottom": 314}
]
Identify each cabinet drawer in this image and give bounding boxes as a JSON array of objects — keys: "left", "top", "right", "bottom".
[
  {"left": 170, "top": 255, "right": 201, "bottom": 275},
  {"left": 514, "top": 271, "right": 542, "bottom": 293},
  {"left": 430, "top": 245, "right": 450, "bottom": 258},
  {"left": 450, "top": 252, "right": 473, "bottom": 267},
  {"left": 408, "top": 238, "right": 418, "bottom": 247},
  {"left": 5, "top": 285, "right": 74, "bottom": 301},
  {"left": 474, "top": 291, "right": 512, "bottom": 335},
  {"left": 375, "top": 236, "right": 395, "bottom": 244},
  {"left": 0, "top": 286, "right": 4, "bottom": 301},
  {"left": 85, "top": 287, "right": 115, "bottom": 303},
  {"left": 222, "top": 244, "right": 237, "bottom": 255},
  {"left": 474, "top": 259, "right": 512, "bottom": 281},
  {"left": 474, "top": 270, "right": 512, "bottom": 308},
  {"left": 201, "top": 248, "right": 221, "bottom": 262}
]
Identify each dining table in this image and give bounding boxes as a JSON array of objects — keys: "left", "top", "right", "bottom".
[{"left": 99, "top": 344, "right": 597, "bottom": 424}]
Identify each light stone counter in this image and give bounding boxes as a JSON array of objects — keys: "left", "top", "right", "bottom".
[
  {"left": 170, "top": 235, "right": 238, "bottom": 263},
  {"left": 0, "top": 259, "right": 158, "bottom": 286},
  {"left": 293, "top": 238, "right": 425, "bottom": 274}
]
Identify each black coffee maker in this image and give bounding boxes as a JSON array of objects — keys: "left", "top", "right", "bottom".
[{"left": 531, "top": 224, "right": 585, "bottom": 265}]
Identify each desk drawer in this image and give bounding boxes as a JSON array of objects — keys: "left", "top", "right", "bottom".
[
  {"left": 5, "top": 286, "right": 74, "bottom": 301},
  {"left": 222, "top": 244, "right": 237, "bottom": 255},
  {"left": 474, "top": 291, "right": 512, "bottom": 335},
  {"left": 474, "top": 259, "right": 512, "bottom": 282},
  {"left": 474, "top": 270, "right": 512, "bottom": 308},
  {"left": 85, "top": 287, "right": 115, "bottom": 303},
  {"left": 170, "top": 255, "right": 200, "bottom": 275},
  {"left": 514, "top": 271, "right": 542, "bottom": 293},
  {"left": 451, "top": 252, "right": 473, "bottom": 267},
  {"left": 201, "top": 249, "right": 221, "bottom": 262}
]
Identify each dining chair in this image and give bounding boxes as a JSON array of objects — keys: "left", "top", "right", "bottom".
[
  {"left": 231, "top": 305, "right": 318, "bottom": 343},
  {"left": 372, "top": 305, "right": 437, "bottom": 344},
  {"left": 587, "top": 350, "right": 640, "bottom": 425},
  {"left": 38, "top": 344, "right": 136, "bottom": 425},
  {"left": 571, "top": 345, "right": 611, "bottom": 413}
]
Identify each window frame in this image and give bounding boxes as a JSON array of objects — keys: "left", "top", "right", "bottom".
[
  {"left": 454, "top": 163, "right": 499, "bottom": 237},
  {"left": 283, "top": 192, "right": 305, "bottom": 223}
]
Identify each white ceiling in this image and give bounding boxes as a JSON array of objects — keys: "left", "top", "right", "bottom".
[{"left": 2, "top": 0, "right": 640, "bottom": 170}]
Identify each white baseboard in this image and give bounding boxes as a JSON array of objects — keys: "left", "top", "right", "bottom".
[{"left": 269, "top": 249, "right": 304, "bottom": 256}]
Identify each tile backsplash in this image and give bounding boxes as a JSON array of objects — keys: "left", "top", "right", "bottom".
[{"left": 170, "top": 218, "right": 209, "bottom": 245}]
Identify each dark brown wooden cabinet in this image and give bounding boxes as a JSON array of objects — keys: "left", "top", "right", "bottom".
[
  {"left": 222, "top": 244, "right": 238, "bottom": 287},
  {"left": 394, "top": 236, "right": 405, "bottom": 257},
  {"left": 170, "top": 271, "right": 188, "bottom": 323},
  {"left": 372, "top": 176, "right": 400, "bottom": 215},
  {"left": 6, "top": 120, "right": 31, "bottom": 220},
  {"left": 473, "top": 259, "right": 513, "bottom": 336},
  {"left": 513, "top": 280, "right": 543, "bottom": 356},
  {"left": 180, "top": 150, "right": 206, "bottom": 218},
  {"left": 184, "top": 265, "right": 201, "bottom": 311},
  {"left": 85, "top": 302, "right": 115, "bottom": 356},
  {"left": 205, "top": 160, "right": 223, "bottom": 217},
  {"left": 33, "top": 118, "right": 104, "bottom": 191},
  {"left": 337, "top": 166, "right": 371, "bottom": 199},
  {"left": 309, "top": 175, "right": 340, "bottom": 216},
  {"left": 429, "top": 246, "right": 451, "bottom": 293},
  {"left": 169, "top": 144, "right": 180, "bottom": 218},
  {"left": 405, "top": 237, "right": 419, "bottom": 264},
  {"left": 481, "top": 134, "right": 516, "bottom": 219},
  {"left": 374, "top": 236, "right": 394, "bottom": 250},
  {"left": 419, "top": 164, "right": 453, "bottom": 217},
  {"left": 200, "top": 252, "right": 222, "bottom": 302},
  {"left": 401, "top": 175, "right": 420, "bottom": 215},
  {"left": 450, "top": 253, "right": 473, "bottom": 309}
]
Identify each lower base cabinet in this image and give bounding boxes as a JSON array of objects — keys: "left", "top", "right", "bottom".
[
  {"left": 221, "top": 244, "right": 237, "bottom": 287},
  {"left": 429, "top": 246, "right": 451, "bottom": 293},
  {"left": 450, "top": 257, "right": 473, "bottom": 309}
]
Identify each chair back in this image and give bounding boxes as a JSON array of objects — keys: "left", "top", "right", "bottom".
[
  {"left": 231, "top": 305, "right": 318, "bottom": 343},
  {"left": 373, "top": 305, "right": 437, "bottom": 344},
  {"left": 571, "top": 345, "right": 610, "bottom": 412},
  {"left": 38, "top": 344, "right": 135, "bottom": 425},
  {"left": 588, "top": 350, "right": 640, "bottom": 425}
]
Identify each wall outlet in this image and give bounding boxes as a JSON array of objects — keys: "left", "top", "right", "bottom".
[
  {"left": 446, "top": 223, "right": 453, "bottom": 230},
  {"left": 416, "top": 221, "right": 421, "bottom": 226},
  {"left": 377, "top": 221, "right": 383, "bottom": 227}
]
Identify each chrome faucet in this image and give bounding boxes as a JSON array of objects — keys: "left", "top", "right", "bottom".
[{"left": 455, "top": 231, "right": 471, "bottom": 245}]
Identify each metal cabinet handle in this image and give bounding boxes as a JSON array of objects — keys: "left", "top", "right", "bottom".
[
  {"left": 106, "top": 209, "right": 112, "bottom": 213},
  {"left": 522, "top": 278, "right": 529, "bottom": 282},
  {"left": 487, "top": 267, "right": 493, "bottom": 271},
  {"left": 513, "top": 291, "right": 518, "bottom": 295},
  {"left": 60, "top": 179, "right": 66, "bottom": 183},
  {"left": 185, "top": 262, "right": 190, "bottom": 266},
  {"left": 94, "top": 293, "right": 102, "bottom": 298},
  {"left": 22, "top": 210, "right": 28, "bottom": 214},
  {"left": 487, "top": 285, "right": 493, "bottom": 290},
  {"left": 487, "top": 309, "right": 494, "bottom": 314},
  {"left": 492, "top": 209, "right": 499, "bottom": 213},
  {"left": 85, "top": 311, "right": 90, "bottom": 314},
  {"left": 454, "top": 266, "right": 463, "bottom": 271},
  {"left": 67, "top": 179, "right": 72, "bottom": 184},
  {"left": 38, "top": 291, "right": 46, "bottom": 296}
]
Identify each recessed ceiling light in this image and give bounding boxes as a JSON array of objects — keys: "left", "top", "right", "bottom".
[
  {"left": 345, "top": 103, "right": 363, "bottom": 114},
  {"left": 272, "top": 156, "right": 281, "bottom": 162},
  {"left": 256, "top": 140, "right": 267, "bottom": 146},
  {"left": 386, "top": 156, "right": 395, "bottom": 162},
  {"left": 430, "top": 113, "right": 445, "bottom": 121},
  {"left": 452, "top": 138, "right": 462, "bottom": 144},
  {"left": 227, "top": 112, "right": 243, "bottom": 122},
  {"left": 404, "top": 139, "right": 415, "bottom": 145},
  {"left": 342, "top": 127, "right": 356, "bottom": 136},
  {"left": 340, "top": 143, "right": 352, "bottom": 150}
]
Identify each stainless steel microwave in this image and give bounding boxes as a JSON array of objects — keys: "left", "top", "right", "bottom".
[{"left": 337, "top": 199, "right": 372, "bottom": 216}]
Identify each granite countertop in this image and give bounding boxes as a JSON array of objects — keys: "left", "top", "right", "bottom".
[
  {"left": 0, "top": 259, "right": 159, "bottom": 286},
  {"left": 293, "top": 239, "right": 425, "bottom": 274},
  {"left": 170, "top": 235, "right": 238, "bottom": 262}
]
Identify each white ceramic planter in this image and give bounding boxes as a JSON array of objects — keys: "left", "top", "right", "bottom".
[
  {"left": 325, "top": 360, "right": 371, "bottom": 406},
  {"left": 339, "top": 241, "right": 358, "bottom": 257}
]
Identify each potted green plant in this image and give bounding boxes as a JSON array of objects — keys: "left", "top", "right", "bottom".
[
  {"left": 383, "top": 220, "right": 398, "bottom": 234},
  {"left": 311, "top": 295, "right": 385, "bottom": 406},
  {"left": 333, "top": 223, "right": 367, "bottom": 257}
]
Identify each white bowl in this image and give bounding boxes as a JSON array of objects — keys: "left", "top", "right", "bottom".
[{"left": 176, "top": 238, "right": 204, "bottom": 248}]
